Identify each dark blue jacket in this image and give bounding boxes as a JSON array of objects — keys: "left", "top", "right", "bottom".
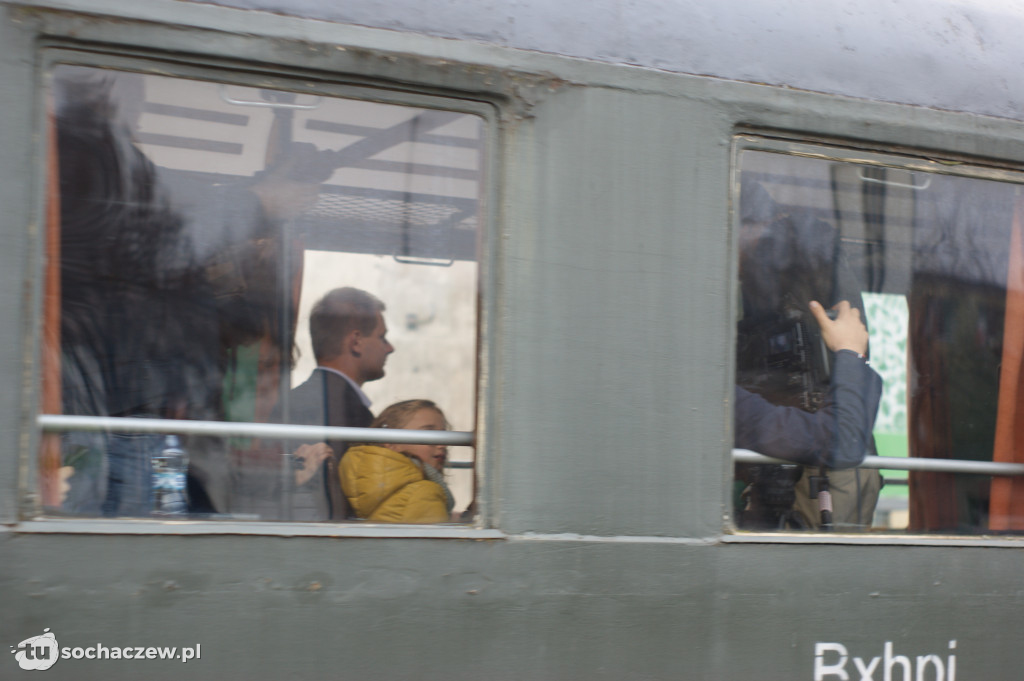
[{"left": 734, "top": 350, "right": 883, "bottom": 469}]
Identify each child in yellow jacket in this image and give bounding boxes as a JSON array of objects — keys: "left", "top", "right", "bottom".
[{"left": 340, "top": 399, "right": 455, "bottom": 523}]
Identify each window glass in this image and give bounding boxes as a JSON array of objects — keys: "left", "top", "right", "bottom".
[
  {"left": 734, "top": 145, "right": 1024, "bottom": 534},
  {"left": 42, "top": 65, "right": 484, "bottom": 523},
  {"left": 861, "top": 291, "right": 910, "bottom": 529}
]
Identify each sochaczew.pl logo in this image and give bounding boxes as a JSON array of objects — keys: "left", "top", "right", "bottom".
[
  {"left": 10, "top": 629, "right": 59, "bottom": 671},
  {"left": 11, "top": 629, "right": 202, "bottom": 670}
]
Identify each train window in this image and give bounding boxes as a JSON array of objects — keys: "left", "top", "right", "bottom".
[
  {"left": 39, "top": 64, "right": 485, "bottom": 524},
  {"left": 734, "top": 140, "right": 1024, "bottom": 535}
]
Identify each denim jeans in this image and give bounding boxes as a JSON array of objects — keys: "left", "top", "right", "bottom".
[{"left": 101, "top": 431, "right": 163, "bottom": 517}]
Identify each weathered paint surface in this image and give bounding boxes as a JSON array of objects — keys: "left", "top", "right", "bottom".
[
  {"left": 2, "top": 533, "right": 1018, "bottom": 680},
  {"left": 1, "top": 1, "right": 1023, "bottom": 679},
  {"left": 192, "top": 0, "right": 1024, "bottom": 122}
]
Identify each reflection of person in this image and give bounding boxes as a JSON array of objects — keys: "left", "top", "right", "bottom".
[
  {"left": 185, "top": 141, "right": 333, "bottom": 364},
  {"left": 735, "top": 300, "right": 882, "bottom": 469},
  {"left": 54, "top": 71, "right": 220, "bottom": 517},
  {"left": 273, "top": 287, "right": 395, "bottom": 521},
  {"left": 340, "top": 400, "right": 455, "bottom": 524},
  {"left": 183, "top": 142, "right": 337, "bottom": 515}
]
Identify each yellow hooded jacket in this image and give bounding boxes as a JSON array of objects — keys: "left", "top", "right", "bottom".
[{"left": 339, "top": 445, "right": 449, "bottom": 523}]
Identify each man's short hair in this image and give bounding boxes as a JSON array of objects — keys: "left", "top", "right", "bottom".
[{"left": 309, "top": 287, "right": 385, "bottom": 362}]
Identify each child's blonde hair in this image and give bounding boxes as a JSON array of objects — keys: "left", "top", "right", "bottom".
[{"left": 371, "top": 399, "right": 449, "bottom": 430}]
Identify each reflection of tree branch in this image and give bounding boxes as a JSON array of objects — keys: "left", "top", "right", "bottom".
[{"left": 913, "top": 176, "right": 1014, "bottom": 287}]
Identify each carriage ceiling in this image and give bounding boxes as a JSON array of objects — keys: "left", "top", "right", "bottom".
[{"left": 124, "top": 72, "right": 482, "bottom": 261}]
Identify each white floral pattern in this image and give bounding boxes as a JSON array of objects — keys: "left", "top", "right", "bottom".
[{"left": 862, "top": 293, "right": 908, "bottom": 435}]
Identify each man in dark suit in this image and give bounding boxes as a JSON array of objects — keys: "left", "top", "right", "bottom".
[{"left": 276, "top": 287, "right": 394, "bottom": 520}]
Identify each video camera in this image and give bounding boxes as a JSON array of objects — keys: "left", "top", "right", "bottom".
[{"left": 735, "top": 304, "right": 835, "bottom": 412}]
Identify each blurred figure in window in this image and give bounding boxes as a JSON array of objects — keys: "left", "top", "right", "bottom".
[
  {"left": 54, "top": 71, "right": 220, "bottom": 517},
  {"left": 170, "top": 141, "right": 339, "bottom": 517}
]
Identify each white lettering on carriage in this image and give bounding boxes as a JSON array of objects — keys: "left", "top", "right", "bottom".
[{"left": 814, "top": 640, "right": 957, "bottom": 681}]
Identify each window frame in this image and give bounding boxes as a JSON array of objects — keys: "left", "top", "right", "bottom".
[
  {"left": 728, "top": 133, "right": 1024, "bottom": 543},
  {"left": 21, "top": 44, "right": 502, "bottom": 536}
]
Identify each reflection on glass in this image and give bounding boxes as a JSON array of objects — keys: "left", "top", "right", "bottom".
[
  {"left": 45, "top": 65, "right": 483, "bottom": 522},
  {"left": 735, "top": 148, "right": 1024, "bottom": 534}
]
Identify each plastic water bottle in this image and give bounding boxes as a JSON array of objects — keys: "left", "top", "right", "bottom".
[{"left": 152, "top": 435, "right": 188, "bottom": 515}]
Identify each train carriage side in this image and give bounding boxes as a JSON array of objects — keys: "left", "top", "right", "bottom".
[{"left": 2, "top": 1, "right": 1024, "bottom": 679}]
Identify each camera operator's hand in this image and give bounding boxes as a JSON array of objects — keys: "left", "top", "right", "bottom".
[{"left": 810, "top": 300, "right": 869, "bottom": 356}]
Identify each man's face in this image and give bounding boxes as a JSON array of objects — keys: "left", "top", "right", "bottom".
[{"left": 355, "top": 312, "right": 394, "bottom": 383}]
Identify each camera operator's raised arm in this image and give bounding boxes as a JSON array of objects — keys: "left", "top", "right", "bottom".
[{"left": 734, "top": 300, "right": 882, "bottom": 469}]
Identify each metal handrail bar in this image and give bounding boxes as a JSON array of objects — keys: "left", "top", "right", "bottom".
[
  {"left": 445, "top": 461, "right": 474, "bottom": 469},
  {"left": 38, "top": 414, "right": 474, "bottom": 447},
  {"left": 733, "top": 449, "right": 1024, "bottom": 476},
  {"left": 45, "top": 418, "right": 1021, "bottom": 474}
]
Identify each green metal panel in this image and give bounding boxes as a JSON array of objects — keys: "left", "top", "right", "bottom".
[
  {"left": 2, "top": 532, "right": 1020, "bottom": 679},
  {"left": 0, "top": 2, "right": 44, "bottom": 524}
]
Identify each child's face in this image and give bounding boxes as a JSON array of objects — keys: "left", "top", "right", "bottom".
[{"left": 389, "top": 408, "right": 448, "bottom": 471}]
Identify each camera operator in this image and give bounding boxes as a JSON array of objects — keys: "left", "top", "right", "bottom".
[
  {"left": 734, "top": 300, "right": 882, "bottom": 530},
  {"left": 735, "top": 299, "right": 882, "bottom": 470}
]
